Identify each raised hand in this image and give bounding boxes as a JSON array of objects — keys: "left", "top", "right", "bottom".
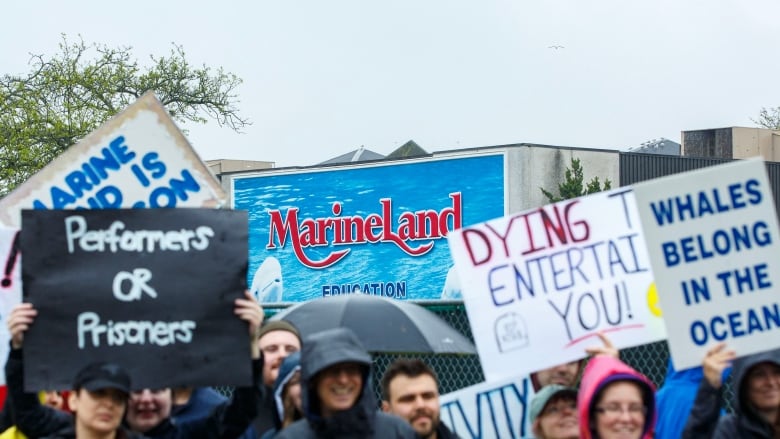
[
  {"left": 235, "top": 289, "right": 264, "bottom": 359},
  {"left": 7, "top": 303, "right": 37, "bottom": 349},
  {"left": 584, "top": 332, "right": 619, "bottom": 359},
  {"left": 702, "top": 342, "right": 736, "bottom": 389}
]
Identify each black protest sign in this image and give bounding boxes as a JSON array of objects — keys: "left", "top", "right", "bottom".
[{"left": 20, "top": 208, "right": 249, "bottom": 391}]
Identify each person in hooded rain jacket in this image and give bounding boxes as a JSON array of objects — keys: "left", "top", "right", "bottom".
[
  {"left": 683, "top": 344, "right": 780, "bottom": 439},
  {"left": 260, "top": 352, "right": 303, "bottom": 438},
  {"left": 578, "top": 354, "right": 657, "bottom": 439},
  {"left": 273, "top": 327, "right": 417, "bottom": 439}
]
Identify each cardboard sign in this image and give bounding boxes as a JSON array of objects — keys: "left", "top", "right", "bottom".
[
  {"left": 20, "top": 208, "right": 249, "bottom": 391},
  {"left": 0, "top": 227, "right": 22, "bottom": 386},
  {"left": 440, "top": 376, "right": 534, "bottom": 439},
  {"left": 0, "top": 92, "right": 226, "bottom": 228},
  {"left": 232, "top": 154, "right": 505, "bottom": 303},
  {"left": 448, "top": 188, "right": 666, "bottom": 381},
  {"left": 633, "top": 159, "right": 780, "bottom": 370}
]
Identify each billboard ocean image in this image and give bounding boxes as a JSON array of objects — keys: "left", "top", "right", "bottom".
[{"left": 233, "top": 154, "right": 505, "bottom": 302}]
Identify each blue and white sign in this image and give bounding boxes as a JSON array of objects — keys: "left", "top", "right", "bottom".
[
  {"left": 633, "top": 158, "right": 780, "bottom": 370},
  {"left": 0, "top": 92, "right": 226, "bottom": 228},
  {"left": 440, "top": 376, "right": 533, "bottom": 439},
  {"left": 231, "top": 154, "right": 505, "bottom": 303}
]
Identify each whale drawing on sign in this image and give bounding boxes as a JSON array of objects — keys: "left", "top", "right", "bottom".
[{"left": 251, "top": 256, "right": 284, "bottom": 303}]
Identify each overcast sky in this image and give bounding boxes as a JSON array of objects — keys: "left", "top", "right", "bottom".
[{"left": 2, "top": 1, "right": 779, "bottom": 167}]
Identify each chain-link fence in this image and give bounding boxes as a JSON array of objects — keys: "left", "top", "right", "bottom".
[
  {"left": 218, "top": 301, "right": 740, "bottom": 415},
  {"left": 369, "top": 303, "right": 671, "bottom": 399},
  {"left": 219, "top": 301, "right": 738, "bottom": 405}
]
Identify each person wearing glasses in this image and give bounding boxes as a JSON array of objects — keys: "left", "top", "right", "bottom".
[
  {"left": 528, "top": 384, "right": 578, "bottom": 439},
  {"left": 577, "top": 354, "right": 656, "bottom": 439}
]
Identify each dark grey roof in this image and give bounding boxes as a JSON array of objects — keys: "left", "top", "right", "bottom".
[
  {"left": 386, "top": 140, "right": 428, "bottom": 159},
  {"left": 318, "top": 146, "right": 385, "bottom": 165},
  {"left": 627, "top": 138, "right": 681, "bottom": 155}
]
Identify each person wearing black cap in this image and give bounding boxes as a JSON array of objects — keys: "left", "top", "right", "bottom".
[
  {"left": 252, "top": 320, "right": 302, "bottom": 435},
  {"left": 6, "top": 302, "right": 137, "bottom": 439},
  {"left": 274, "top": 327, "right": 416, "bottom": 439},
  {"left": 6, "top": 291, "right": 265, "bottom": 439}
]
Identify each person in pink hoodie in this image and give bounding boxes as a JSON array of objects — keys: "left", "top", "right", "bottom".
[{"left": 578, "top": 355, "right": 657, "bottom": 439}]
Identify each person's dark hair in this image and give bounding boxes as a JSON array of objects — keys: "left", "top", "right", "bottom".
[
  {"left": 381, "top": 358, "right": 438, "bottom": 401},
  {"left": 588, "top": 378, "right": 653, "bottom": 439},
  {"left": 281, "top": 371, "right": 303, "bottom": 428}
]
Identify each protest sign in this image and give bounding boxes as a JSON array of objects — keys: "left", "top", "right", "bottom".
[
  {"left": 20, "top": 208, "right": 249, "bottom": 391},
  {"left": 448, "top": 188, "right": 665, "bottom": 381},
  {"left": 0, "top": 92, "right": 226, "bottom": 228},
  {"left": 0, "top": 227, "right": 22, "bottom": 386},
  {"left": 633, "top": 158, "right": 780, "bottom": 370},
  {"left": 440, "top": 375, "right": 533, "bottom": 439}
]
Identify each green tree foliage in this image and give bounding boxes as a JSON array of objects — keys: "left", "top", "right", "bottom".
[
  {"left": 0, "top": 35, "right": 248, "bottom": 195},
  {"left": 540, "top": 157, "right": 612, "bottom": 203},
  {"left": 753, "top": 106, "right": 780, "bottom": 130}
]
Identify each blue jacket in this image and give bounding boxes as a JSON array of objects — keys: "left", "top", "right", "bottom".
[
  {"left": 171, "top": 387, "right": 256, "bottom": 439},
  {"left": 655, "top": 359, "right": 705, "bottom": 439}
]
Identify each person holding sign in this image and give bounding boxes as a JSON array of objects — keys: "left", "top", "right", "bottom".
[
  {"left": 578, "top": 354, "right": 656, "bottom": 439},
  {"left": 531, "top": 361, "right": 583, "bottom": 392},
  {"left": 683, "top": 344, "right": 780, "bottom": 439},
  {"left": 5, "top": 303, "right": 137, "bottom": 439},
  {"left": 252, "top": 320, "right": 302, "bottom": 435},
  {"left": 522, "top": 333, "right": 618, "bottom": 439},
  {"left": 5, "top": 290, "right": 266, "bottom": 439}
]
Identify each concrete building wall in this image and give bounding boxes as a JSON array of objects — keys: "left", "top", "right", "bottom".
[
  {"left": 206, "top": 159, "right": 274, "bottom": 175},
  {"left": 206, "top": 159, "right": 275, "bottom": 199},
  {"left": 507, "top": 145, "right": 619, "bottom": 212},
  {"left": 731, "top": 127, "right": 780, "bottom": 161}
]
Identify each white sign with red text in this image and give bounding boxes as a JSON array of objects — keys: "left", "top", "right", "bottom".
[{"left": 448, "top": 188, "right": 666, "bottom": 381}]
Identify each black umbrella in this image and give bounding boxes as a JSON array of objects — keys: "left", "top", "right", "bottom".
[{"left": 269, "top": 294, "right": 477, "bottom": 354}]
